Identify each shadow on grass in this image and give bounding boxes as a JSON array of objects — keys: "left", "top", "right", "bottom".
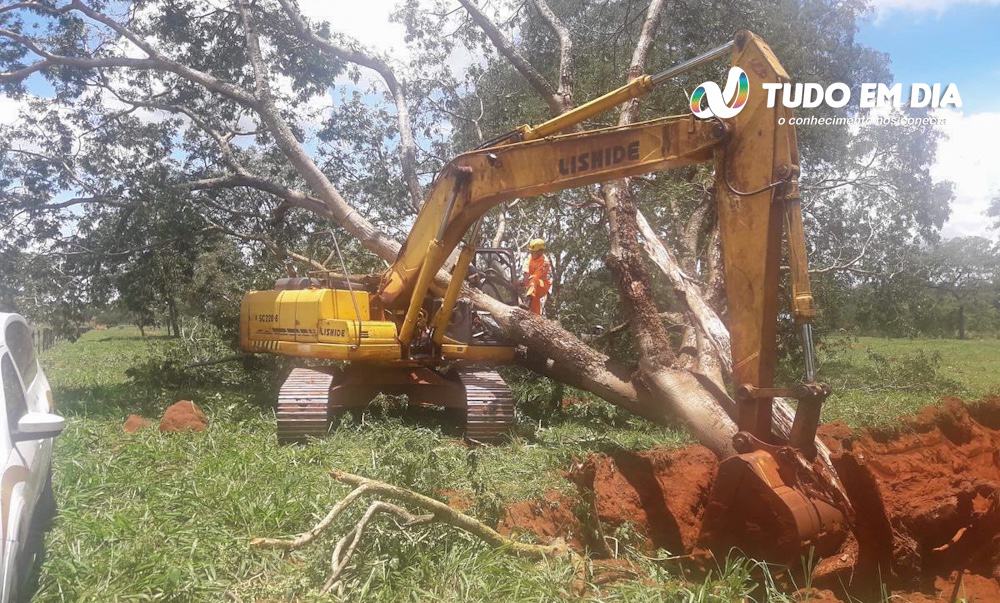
[
  {"left": 89, "top": 333, "right": 176, "bottom": 342},
  {"left": 336, "top": 402, "right": 468, "bottom": 440},
  {"left": 52, "top": 379, "right": 277, "bottom": 421}
]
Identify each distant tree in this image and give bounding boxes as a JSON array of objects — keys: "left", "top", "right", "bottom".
[
  {"left": 0, "top": 248, "right": 88, "bottom": 335},
  {"left": 923, "top": 237, "right": 999, "bottom": 339}
]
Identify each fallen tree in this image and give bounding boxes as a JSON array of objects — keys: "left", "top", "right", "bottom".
[{"left": 0, "top": 0, "right": 847, "bottom": 471}]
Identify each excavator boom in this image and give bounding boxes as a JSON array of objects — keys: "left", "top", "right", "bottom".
[{"left": 375, "top": 115, "right": 724, "bottom": 311}]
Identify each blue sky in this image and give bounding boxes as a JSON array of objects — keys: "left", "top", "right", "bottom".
[
  {"left": 858, "top": 3, "right": 1000, "bottom": 114},
  {"left": 856, "top": 0, "right": 1000, "bottom": 238}
]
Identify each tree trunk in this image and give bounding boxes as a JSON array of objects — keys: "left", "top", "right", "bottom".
[
  {"left": 958, "top": 304, "right": 966, "bottom": 339},
  {"left": 166, "top": 298, "right": 180, "bottom": 337},
  {"left": 602, "top": 181, "right": 738, "bottom": 457}
]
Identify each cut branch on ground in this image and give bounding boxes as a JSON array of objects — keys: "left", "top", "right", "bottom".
[{"left": 250, "top": 470, "right": 585, "bottom": 595}]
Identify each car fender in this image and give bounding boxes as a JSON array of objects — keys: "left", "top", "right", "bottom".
[{"left": 0, "top": 469, "right": 28, "bottom": 603}]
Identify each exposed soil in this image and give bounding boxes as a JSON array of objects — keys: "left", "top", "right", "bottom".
[
  {"left": 567, "top": 445, "right": 717, "bottom": 553},
  {"left": 498, "top": 490, "right": 587, "bottom": 551},
  {"left": 815, "top": 396, "right": 1000, "bottom": 600},
  {"left": 561, "top": 396, "right": 585, "bottom": 410},
  {"left": 159, "top": 400, "right": 208, "bottom": 432},
  {"left": 123, "top": 414, "right": 152, "bottom": 433},
  {"left": 559, "top": 396, "right": 1000, "bottom": 600}
]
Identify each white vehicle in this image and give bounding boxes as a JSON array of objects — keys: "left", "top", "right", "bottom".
[{"left": 0, "top": 314, "right": 64, "bottom": 602}]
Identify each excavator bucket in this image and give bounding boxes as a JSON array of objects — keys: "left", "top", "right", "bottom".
[{"left": 699, "top": 447, "right": 849, "bottom": 563}]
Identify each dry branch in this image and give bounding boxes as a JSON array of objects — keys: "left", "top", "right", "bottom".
[
  {"left": 322, "top": 501, "right": 434, "bottom": 594},
  {"left": 250, "top": 485, "right": 372, "bottom": 550},
  {"left": 329, "top": 470, "right": 578, "bottom": 559},
  {"left": 250, "top": 471, "right": 586, "bottom": 594}
]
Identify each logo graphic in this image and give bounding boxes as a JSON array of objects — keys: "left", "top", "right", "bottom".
[{"left": 689, "top": 67, "right": 750, "bottom": 119}]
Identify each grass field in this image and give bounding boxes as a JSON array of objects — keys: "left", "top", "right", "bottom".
[
  {"left": 819, "top": 335, "right": 1000, "bottom": 426},
  {"left": 30, "top": 328, "right": 1000, "bottom": 601}
]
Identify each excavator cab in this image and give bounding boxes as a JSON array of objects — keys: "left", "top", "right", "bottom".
[
  {"left": 467, "top": 248, "right": 520, "bottom": 307},
  {"left": 436, "top": 248, "right": 520, "bottom": 347}
]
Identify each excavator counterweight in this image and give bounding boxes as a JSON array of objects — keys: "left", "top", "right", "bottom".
[{"left": 240, "top": 30, "right": 849, "bottom": 563}]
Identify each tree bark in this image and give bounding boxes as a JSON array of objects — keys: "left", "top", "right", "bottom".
[
  {"left": 636, "top": 212, "right": 732, "bottom": 375},
  {"left": 166, "top": 297, "right": 180, "bottom": 337}
]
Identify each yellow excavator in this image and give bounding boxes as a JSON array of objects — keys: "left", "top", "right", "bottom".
[{"left": 240, "top": 31, "right": 849, "bottom": 562}]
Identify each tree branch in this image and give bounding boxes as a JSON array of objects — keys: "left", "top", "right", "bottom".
[
  {"left": 618, "top": 0, "right": 665, "bottom": 126},
  {"left": 233, "top": 0, "right": 401, "bottom": 259},
  {"left": 456, "top": 0, "right": 565, "bottom": 113},
  {"left": 0, "top": 2, "right": 259, "bottom": 107},
  {"left": 277, "top": 0, "right": 423, "bottom": 212},
  {"left": 249, "top": 485, "right": 372, "bottom": 550},
  {"left": 250, "top": 471, "right": 584, "bottom": 596},
  {"left": 201, "top": 213, "right": 327, "bottom": 272},
  {"left": 530, "top": 0, "right": 574, "bottom": 106},
  {"left": 327, "top": 470, "right": 577, "bottom": 560},
  {"left": 809, "top": 223, "right": 876, "bottom": 275}
]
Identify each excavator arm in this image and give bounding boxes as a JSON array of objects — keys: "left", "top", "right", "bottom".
[
  {"left": 378, "top": 32, "right": 820, "bottom": 406},
  {"left": 376, "top": 115, "right": 724, "bottom": 311}
]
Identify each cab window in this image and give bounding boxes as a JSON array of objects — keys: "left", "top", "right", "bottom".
[
  {"left": 5, "top": 321, "right": 38, "bottom": 387},
  {"left": 2, "top": 354, "right": 28, "bottom": 436}
]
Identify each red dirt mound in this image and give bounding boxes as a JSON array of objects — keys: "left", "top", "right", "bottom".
[
  {"left": 498, "top": 490, "right": 587, "bottom": 551},
  {"left": 567, "top": 445, "right": 717, "bottom": 553},
  {"left": 817, "top": 397, "right": 1000, "bottom": 600},
  {"left": 123, "top": 414, "right": 152, "bottom": 433},
  {"left": 159, "top": 400, "right": 207, "bottom": 432}
]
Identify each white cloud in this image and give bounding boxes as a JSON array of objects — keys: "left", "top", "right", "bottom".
[
  {"left": 933, "top": 109, "right": 1000, "bottom": 238},
  {"left": 298, "top": 0, "right": 409, "bottom": 58},
  {"left": 868, "top": 0, "right": 1000, "bottom": 15},
  {"left": 0, "top": 95, "right": 27, "bottom": 126}
]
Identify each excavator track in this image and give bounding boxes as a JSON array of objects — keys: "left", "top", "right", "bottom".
[
  {"left": 276, "top": 367, "right": 333, "bottom": 443},
  {"left": 275, "top": 367, "right": 514, "bottom": 444},
  {"left": 459, "top": 369, "right": 515, "bottom": 444}
]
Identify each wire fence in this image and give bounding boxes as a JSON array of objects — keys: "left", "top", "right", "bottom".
[{"left": 31, "top": 326, "right": 59, "bottom": 353}]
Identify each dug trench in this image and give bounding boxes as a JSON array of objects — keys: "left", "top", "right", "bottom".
[{"left": 499, "top": 396, "right": 1000, "bottom": 600}]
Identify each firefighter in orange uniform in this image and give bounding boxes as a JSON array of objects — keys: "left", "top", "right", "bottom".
[{"left": 522, "top": 238, "right": 552, "bottom": 315}]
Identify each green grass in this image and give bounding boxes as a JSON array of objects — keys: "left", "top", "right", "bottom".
[
  {"left": 32, "top": 328, "right": 1000, "bottom": 601},
  {"left": 819, "top": 336, "right": 1000, "bottom": 427},
  {"left": 33, "top": 328, "right": 692, "bottom": 601}
]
